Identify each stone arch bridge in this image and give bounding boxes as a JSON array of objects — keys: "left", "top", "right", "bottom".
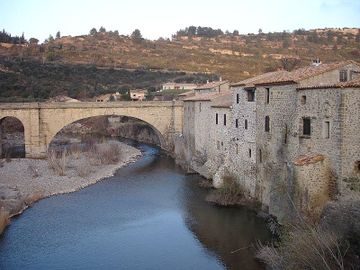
[{"left": 0, "top": 101, "right": 184, "bottom": 158}]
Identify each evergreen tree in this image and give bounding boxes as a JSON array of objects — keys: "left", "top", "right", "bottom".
[
  {"left": 131, "top": 29, "right": 142, "bottom": 40},
  {"left": 56, "top": 31, "right": 61, "bottom": 39},
  {"left": 90, "top": 28, "right": 97, "bottom": 35},
  {"left": 99, "top": 26, "right": 106, "bottom": 33}
]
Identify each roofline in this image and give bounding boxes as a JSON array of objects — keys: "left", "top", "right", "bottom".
[
  {"left": 230, "top": 83, "right": 246, "bottom": 87},
  {"left": 297, "top": 84, "right": 360, "bottom": 90},
  {"left": 255, "top": 80, "right": 297, "bottom": 86},
  {"left": 294, "top": 60, "right": 359, "bottom": 82}
]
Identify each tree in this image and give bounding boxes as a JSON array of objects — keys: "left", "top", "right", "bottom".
[
  {"left": 56, "top": 31, "right": 61, "bottom": 39},
  {"left": 131, "top": 29, "right": 142, "bottom": 40},
  {"left": 280, "top": 58, "right": 300, "bottom": 71},
  {"left": 233, "top": 30, "right": 239, "bottom": 36},
  {"left": 29, "top": 38, "right": 39, "bottom": 45},
  {"left": 48, "top": 34, "right": 54, "bottom": 42},
  {"left": 99, "top": 26, "right": 106, "bottom": 33},
  {"left": 90, "top": 28, "right": 97, "bottom": 35},
  {"left": 258, "top": 28, "right": 263, "bottom": 35}
]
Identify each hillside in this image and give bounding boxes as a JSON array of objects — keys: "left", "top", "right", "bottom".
[{"left": 0, "top": 27, "right": 359, "bottom": 101}]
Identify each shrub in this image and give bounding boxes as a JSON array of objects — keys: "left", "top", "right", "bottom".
[
  {"left": 206, "top": 174, "right": 245, "bottom": 205},
  {"left": 47, "top": 149, "right": 67, "bottom": 176}
]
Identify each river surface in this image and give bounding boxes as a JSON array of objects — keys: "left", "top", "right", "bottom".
[{"left": 0, "top": 142, "right": 271, "bottom": 270}]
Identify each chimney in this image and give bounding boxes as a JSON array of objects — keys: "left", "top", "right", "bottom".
[
  {"left": 219, "top": 77, "right": 222, "bottom": 81},
  {"left": 206, "top": 80, "right": 209, "bottom": 84},
  {"left": 311, "top": 58, "right": 321, "bottom": 66}
]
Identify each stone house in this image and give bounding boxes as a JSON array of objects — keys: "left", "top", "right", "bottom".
[
  {"left": 182, "top": 92, "right": 233, "bottom": 177},
  {"left": 228, "top": 60, "right": 360, "bottom": 218},
  {"left": 194, "top": 80, "right": 230, "bottom": 94},
  {"left": 162, "top": 82, "right": 198, "bottom": 91},
  {"left": 95, "top": 92, "right": 121, "bottom": 102},
  {"left": 129, "top": 89, "right": 147, "bottom": 101}
]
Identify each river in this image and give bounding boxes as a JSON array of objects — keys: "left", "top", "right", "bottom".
[{"left": 0, "top": 142, "right": 271, "bottom": 270}]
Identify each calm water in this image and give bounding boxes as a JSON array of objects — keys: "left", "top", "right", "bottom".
[{"left": 0, "top": 142, "right": 270, "bottom": 270}]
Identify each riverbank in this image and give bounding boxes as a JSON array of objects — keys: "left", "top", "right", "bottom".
[{"left": 0, "top": 140, "right": 141, "bottom": 233}]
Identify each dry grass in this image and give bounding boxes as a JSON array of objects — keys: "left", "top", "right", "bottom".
[
  {"left": 0, "top": 207, "right": 10, "bottom": 235},
  {"left": 75, "top": 160, "right": 93, "bottom": 178},
  {"left": 90, "top": 143, "right": 122, "bottom": 165},
  {"left": 47, "top": 149, "right": 67, "bottom": 176},
  {"left": 257, "top": 222, "right": 348, "bottom": 270},
  {"left": 68, "top": 143, "right": 82, "bottom": 159},
  {"left": 206, "top": 174, "right": 246, "bottom": 206}
]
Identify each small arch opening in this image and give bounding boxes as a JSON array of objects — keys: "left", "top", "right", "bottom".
[{"left": 0, "top": 117, "right": 25, "bottom": 158}]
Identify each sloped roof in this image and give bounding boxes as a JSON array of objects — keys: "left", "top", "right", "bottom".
[
  {"left": 232, "top": 61, "right": 359, "bottom": 87},
  {"left": 195, "top": 80, "right": 229, "bottom": 90},
  {"left": 297, "top": 76, "right": 360, "bottom": 90},
  {"left": 183, "top": 91, "right": 229, "bottom": 102},
  {"left": 211, "top": 92, "right": 233, "bottom": 108}
]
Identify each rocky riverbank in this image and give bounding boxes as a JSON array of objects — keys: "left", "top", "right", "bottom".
[{"left": 0, "top": 140, "right": 141, "bottom": 234}]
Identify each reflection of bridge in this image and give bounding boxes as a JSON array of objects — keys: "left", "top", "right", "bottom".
[{"left": 0, "top": 101, "right": 184, "bottom": 158}]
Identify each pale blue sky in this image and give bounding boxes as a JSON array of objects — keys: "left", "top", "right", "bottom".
[{"left": 1, "top": 0, "right": 359, "bottom": 42}]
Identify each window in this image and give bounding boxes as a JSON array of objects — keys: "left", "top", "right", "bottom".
[
  {"left": 236, "top": 93, "right": 239, "bottom": 104},
  {"left": 216, "top": 113, "right": 218, "bottom": 124},
  {"left": 235, "top": 119, "right": 239, "bottom": 128},
  {"left": 224, "top": 114, "right": 227, "bottom": 126},
  {"left": 265, "top": 88, "right": 270, "bottom": 104},
  {"left": 245, "top": 119, "right": 248, "bottom": 130},
  {"left": 339, "top": 70, "right": 348, "bottom": 82},
  {"left": 199, "top": 103, "right": 202, "bottom": 112},
  {"left": 325, "top": 121, "right": 330, "bottom": 139},
  {"left": 265, "top": 116, "right": 270, "bottom": 132},
  {"left": 259, "top": 149, "right": 262, "bottom": 163},
  {"left": 246, "top": 89, "right": 255, "bottom": 102},
  {"left": 249, "top": 148, "right": 252, "bottom": 158},
  {"left": 303, "top": 118, "right": 311, "bottom": 136},
  {"left": 284, "top": 124, "right": 288, "bottom": 144},
  {"left": 301, "top": 95, "right": 306, "bottom": 105}
]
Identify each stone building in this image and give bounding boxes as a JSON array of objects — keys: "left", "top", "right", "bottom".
[
  {"left": 162, "top": 82, "right": 198, "bottom": 91},
  {"left": 228, "top": 60, "right": 360, "bottom": 219},
  {"left": 180, "top": 60, "right": 360, "bottom": 220},
  {"left": 129, "top": 89, "right": 147, "bottom": 101},
  {"left": 182, "top": 91, "right": 232, "bottom": 177},
  {"left": 194, "top": 80, "right": 230, "bottom": 94}
]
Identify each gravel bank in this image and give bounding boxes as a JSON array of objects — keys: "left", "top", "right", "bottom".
[{"left": 0, "top": 141, "right": 141, "bottom": 229}]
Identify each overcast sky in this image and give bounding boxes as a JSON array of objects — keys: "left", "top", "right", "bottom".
[{"left": 1, "top": 0, "right": 359, "bottom": 42}]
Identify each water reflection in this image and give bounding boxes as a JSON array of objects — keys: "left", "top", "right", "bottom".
[{"left": 0, "top": 142, "right": 270, "bottom": 270}]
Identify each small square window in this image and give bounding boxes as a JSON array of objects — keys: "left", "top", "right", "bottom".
[
  {"left": 301, "top": 95, "right": 306, "bottom": 105},
  {"left": 246, "top": 89, "right": 255, "bottom": 102},
  {"left": 339, "top": 70, "right": 348, "bottom": 82}
]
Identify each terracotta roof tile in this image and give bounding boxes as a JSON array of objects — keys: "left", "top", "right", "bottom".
[
  {"left": 293, "top": 154, "right": 325, "bottom": 166},
  {"left": 183, "top": 91, "right": 230, "bottom": 102},
  {"left": 233, "top": 61, "right": 359, "bottom": 87},
  {"left": 211, "top": 92, "right": 233, "bottom": 108},
  {"left": 297, "top": 77, "right": 360, "bottom": 90},
  {"left": 195, "top": 80, "right": 229, "bottom": 90}
]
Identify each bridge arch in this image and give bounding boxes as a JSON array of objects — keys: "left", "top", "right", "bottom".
[
  {"left": 0, "top": 116, "right": 25, "bottom": 158},
  {"left": 47, "top": 114, "right": 166, "bottom": 150}
]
